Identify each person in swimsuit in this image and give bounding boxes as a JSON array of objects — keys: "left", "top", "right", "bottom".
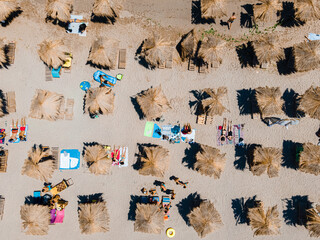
[
  {"left": 227, "top": 120, "right": 233, "bottom": 141},
  {"left": 19, "top": 118, "right": 27, "bottom": 141},
  {"left": 227, "top": 12, "right": 236, "bottom": 30},
  {"left": 100, "top": 75, "right": 115, "bottom": 87},
  {"left": 220, "top": 118, "right": 227, "bottom": 143},
  {"left": 9, "top": 119, "right": 18, "bottom": 143}
]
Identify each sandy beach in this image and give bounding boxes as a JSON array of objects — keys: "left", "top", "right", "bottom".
[{"left": 0, "top": 0, "right": 319, "bottom": 239}]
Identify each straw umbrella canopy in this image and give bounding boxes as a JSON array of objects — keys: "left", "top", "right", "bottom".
[
  {"left": 187, "top": 201, "right": 223, "bottom": 238},
  {"left": 0, "top": 39, "right": 6, "bottom": 67},
  {"left": 299, "top": 86, "right": 320, "bottom": 120},
  {"left": 140, "top": 33, "right": 172, "bottom": 68},
  {"left": 136, "top": 85, "right": 171, "bottom": 120},
  {"left": 201, "top": 87, "right": 228, "bottom": 116},
  {"left": 134, "top": 203, "right": 164, "bottom": 234},
  {"left": 0, "top": 0, "right": 20, "bottom": 22},
  {"left": 87, "top": 38, "right": 119, "bottom": 69},
  {"left": 21, "top": 145, "right": 55, "bottom": 181},
  {"left": 255, "top": 86, "right": 284, "bottom": 117},
  {"left": 299, "top": 143, "right": 320, "bottom": 175},
  {"left": 38, "top": 39, "right": 68, "bottom": 69},
  {"left": 306, "top": 204, "right": 320, "bottom": 237},
  {"left": 200, "top": 0, "right": 226, "bottom": 19},
  {"left": 178, "top": 29, "right": 197, "bottom": 61},
  {"left": 295, "top": 0, "right": 320, "bottom": 22},
  {"left": 198, "top": 36, "right": 225, "bottom": 66},
  {"left": 293, "top": 40, "right": 320, "bottom": 72},
  {"left": 138, "top": 145, "right": 169, "bottom": 177},
  {"left": 195, "top": 144, "right": 226, "bottom": 179},
  {"left": 251, "top": 146, "right": 282, "bottom": 178},
  {"left": 20, "top": 204, "right": 50, "bottom": 235},
  {"left": 46, "top": 0, "right": 73, "bottom": 23},
  {"left": 0, "top": 90, "right": 6, "bottom": 118},
  {"left": 248, "top": 205, "right": 281, "bottom": 236},
  {"left": 84, "top": 87, "right": 115, "bottom": 116},
  {"left": 252, "top": 35, "right": 285, "bottom": 64},
  {"left": 253, "top": 0, "right": 281, "bottom": 22},
  {"left": 83, "top": 145, "right": 112, "bottom": 175},
  {"left": 78, "top": 202, "right": 110, "bottom": 234},
  {"left": 29, "top": 89, "right": 64, "bottom": 121},
  {"left": 92, "top": 0, "right": 122, "bottom": 19}
]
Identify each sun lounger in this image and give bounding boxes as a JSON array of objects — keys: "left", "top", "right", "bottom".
[
  {"left": 58, "top": 97, "right": 65, "bottom": 120},
  {"left": 7, "top": 42, "right": 16, "bottom": 65},
  {"left": 158, "top": 61, "right": 165, "bottom": 69},
  {"left": 0, "top": 150, "right": 8, "bottom": 173},
  {"left": 6, "top": 91, "right": 16, "bottom": 113},
  {"left": 166, "top": 51, "right": 173, "bottom": 69},
  {"left": 206, "top": 116, "right": 214, "bottom": 125},
  {"left": 64, "top": 98, "right": 74, "bottom": 120},
  {"left": 0, "top": 129, "right": 6, "bottom": 144},
  {"left": 51, "top": 147, "right": 59, "bottom": 170},
  {"left": 0, "top": 197, "right": 5, "bottom": 220},
  {"left": 45, "top": 66, "right": 52, "bottom": 81},
  {"left": 196, "top": 115, "right": 206, "bottom": 125},
  {"left": 199, "top": 63, "right": 207, "bottom": 73},
  {"left": 188, "top": 58, "right": 195, "bottom": 71},
  {"left": 118, "top": 49, "right": 126, "bottom": 69}
]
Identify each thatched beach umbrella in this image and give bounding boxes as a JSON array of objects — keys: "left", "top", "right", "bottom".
[
  {"left": 0, "top": 39, "right": 6, "bottom": 67},
  {"left": 46, "top": 0, "right": 73, "bottom": 23},
  {"left": 83, "top": 145, "right": 112, "bottom": 175},
  {"left": 38, "top": 39, "right": 68, "bottom": 69},
  {"left": 201, "top": 87, "right": 228, "bottom": 116},
  {"left": 299, "top": 86, "right": 320, "bottom": 120},
  {"left": 248, "top": 205, "right": 280, "bottom": 236},
  {"left": 200, "top": 0, "right": 226, "bottom": 19},
  {"left": 92, "top": 0, "right": 122, "bottom": 20},
  {"left": 251, "top": 147, "right": 282, "bottom": 178},
  {"left": 29, "top": 89, "right": 64, "bottom": 121},
  {"left": 195, "top": 144, "right": 226, "bottom": 179},
  {"left": 138, "top": 145, "right": 169, "bottom": 177},
  {"left": 20, "top": 204, "right": 50, "bottom": 235},
  {"left": 294, "top": 40, "right": 320, "bottom": 72},
  {"left": 78, "top": 201, "right": 110, "bottom": 234},
  {"left": 198, "top": 36, "right": 225, "bottom": 67},
  {"left": 134, "top": 203, "right": 164, "bottom": 234},
  {"left": 306, "top": 205, "right": 320, "bottom": 237},
  {"left": 255, "top": 86, "right": 284, "bottom": 117},
  {"left": 295, "top": 0, "right": 320, "bottom": 22},
  {"left": 252, "top": 35, "right": 284, "bottom": 64},
  {"left": 136, "top": 85, "right": 171, "bottom": 120},
  {"left": 84, "top": 87, "right": 115, "bottom": 116},
  {"left": 178, "top": 29, "right": 197, "bottom": 61},
  {"left": 188, "top": 201, "right": 223, "bottom": 238},
  {"left": 140, "top": 33, "right": 172, "bottom": 68},
  {"left": 253, "top": 0, "right": 281, "bottom": 22},
  {"left": 0, "top": 0, "right": 20, "bottom": 22},
  {"left": 299, "top": 143, "right": 320, "bottom": 176},
  {"left": 0, "top": 90, "right": 6, "bottom": 118},
  {"left": 21, "top": 145, "right": 55, "bottom": 181},
  {"left": 87, "top": 38, "right": 119, "bottom": 69}
]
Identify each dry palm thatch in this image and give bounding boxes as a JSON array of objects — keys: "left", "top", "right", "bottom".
[
  {"left": 0, "top": 39, "right": 6, "bottom": 67},
  {"left": 188, "top": 201, "right": 223, "bottom": 238},
  {"left": 255, "top": 86, "right": 284, "bottom": 116},
  {"left": 306, "top": 205, "right": 320, "bottom": 237},
  {"left": 299, "top": 143, "right": 320, "bottom": 175},
  {"left": 138, "top": 145, "right": 169, "bottom": 177},
  {"left": 195, "top": 144, "right": 226, "bottom": 179},
  {"left": 83, "top": 145, "right": 112, "bottom": 175},
  {"left": 198, "top": 36, "right": 225, "bottom": 66},
  {"left": 29, "top": 89, "right": 64, "bottom": 121},
  {"left": 140, "top": 33, "right": 172, "bottom": 68},
  {"left": 248, "top": 205, "right": 281, "bottom": 236},
  {"left": 20, "top": 204, "right": 50, "bottom": 235},
  {"left": 88, "top": 38, "right": 119, "bottom": 69},
  {"left": 78, "top": 202, "right": 110, "bottom": 234},
  {"left": 201, "top": 87, "right": 228, "bottom": 116},
  {"left": 0, "top": 89, "right": 6, "bottom": 118},
  {"left": 21, "top": 145, "right": 55, "bottom": 181},
  {"left": 293, "top": 40, "right": 320, "bottom": 72},
  {"left": 295, "top": 0, "right": 320, "bottom": 22},
  {"left": 251, "top": 147, "right": 282, "bottom": 178},
  {"left": 46, "top": 0, "right": 73, "bottom": 23},
  {"left": 84, "top": 87, "right": 114, "bottom": 116},
  {"left": 178, "top": 29, "right": 197, "bottom": 61},
  {"left": 38, "top": 39, "right": 68, "bottom": 69},
  {"left": 252, "top": 35, "right": 285, "bottom": 64},
  {"left": 253, "top": 0, "right": 281, "bottom": 22},
  {"left": 92, "top": 0, "right": 122, "bottom": 19},
  {"left": 299, "top": 86, "right": 320, "bottom": 120},
  {"left": 0, "top": 0, "right": 20, "bottom": 22},
  {"left": 201, "top": 0, "right": 226, "bottom": 19},
  {"left": 134, "top": 203, "right": 164, "bottom": 234},
  {"left": 136, "top": 85, "right": 171, "bottom": 120}
]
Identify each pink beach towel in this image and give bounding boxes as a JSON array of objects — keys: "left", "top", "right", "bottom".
[{"left": 54, "top": 209, "right": 65, "bottom": 223}]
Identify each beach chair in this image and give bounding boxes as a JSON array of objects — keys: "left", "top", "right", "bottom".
[
  {"left": 166, "top": 51, "right": 173, "bottom": 69},
  {"left": 0, "top": 197, "right": 4, "bottom": 220},
  {"left": 206, "top": 116, "right": 214, "bottom": 125},
  {"left": 118, "top": 49, "right": 126, "bottom": 69},
  {"left": 188, "top": 58, "right": 195, "bottom": 71},
  {"left": 158, "top": 61, "right": 165, "bottom": 69},
  {"left": 0, "top": 150, "right": 8, "bottom": 173},
  {"left": 58, "top": 97, "right": 65, "bottom": 120},
  {"left": 64, "top": 98, "right": 74, "bottom": 120},
  {"left": 7, "top": 42, "right": 16, "bottom": 65},
  {"left": 51, "top": 147, "right": 59, "bottom": 170},
  {"left": 6, "top": 91, "right": 16, "bottom": 113},
  {"left": 196, "top": 114, "right": 206, "bottom": 125},
  {"left": 45, "top": 66, "right": 52, "bottom": 81}
]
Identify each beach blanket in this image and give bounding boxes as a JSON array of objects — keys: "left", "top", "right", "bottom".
[
  {"left": 0, "top": 129, "right": 5, "bottom": 144},
  {"left": 19, "top": 125, "right": 28, "bottom": 142},
  {"left": 216, "top": 125, "right": 232, "bottom": 146},
  {"left": 144, "top": 122, "right": 161, "bottom": 138},
  {"left": 9, "top": 125, "right": 20, "bottom": 143},
  {"left": 233, "top": 124, "right": 244, "bottom": 145},
  {"left": 217, "top": 124, "right": 244, "bottom": 146},
  {"left": 181, "top": 129, "right": 195, "bottom": 143},
  {"left": 161, "top": 125, "right": 180, "bottom": 143},
  {"left": 67, "top": 15, "right": 88, "bottom": 36}
]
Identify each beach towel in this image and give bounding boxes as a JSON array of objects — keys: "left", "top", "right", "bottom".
[
  {"left": 233, "top": 124, "right": 244, "bottom": 145},
  {"left": 161, "top": 125, "right": 181, "bottom": 143},
  {"left": 50, "top": 209, "right": 56, "bottom": 224},
  {"left": 181, "top": 129, "right": 195, "bottom": 143},
  {"left": 9, "top": 125, "right": 20, "bottom": 143},
  {"left": 308, "top": 33, "right": 320, "bottom": 41},
  {"left": 144, "top": 121, "right": 154, "bottom": 137},
  {"left": 19, "top": 125, "right": 28, "bottom": 142},
  {"left": 216, "top": 126, "right": 234, "bottom": 146},
  {"left": 54, "top": 209, "right": 64, "bottom": 223},
  {"left": 59, "top": 149, "right": 80, "bottom": 170},
  {"left": 68, "top": 15, "right": 88, "bottom": 36},
  {"left": 0, "top": 129, "right": 5, "bottom": 144},
  {"left": 119, "top": 147, "right": 128, "bottom": 168},
  {"left": 152, "top": 123, "right": 161, "bottom": 138}
]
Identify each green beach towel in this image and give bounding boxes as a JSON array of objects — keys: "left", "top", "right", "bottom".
[{"left": 144, "top": 121, "right": 154, "bottom": 137}]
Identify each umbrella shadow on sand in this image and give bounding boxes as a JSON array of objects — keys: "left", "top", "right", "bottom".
[
  {"left": 282, "top": 140, "right": 301, "bottom": 170},
  {"left": 132, "top": 143, "right": 158, "bottom": 171},
  {"left": 128, "top": 195, "right": 140, "bottom": 221},
  {"left": 278, "top": 1, "right": 304, "bottom": 28},
  {"left": 236, "top": 42, "right": 259, "bottom": 68},
  {"left": 231, "top": 195, "right": 260, "bottom": 225},
  {"left": 78, "top": 193, "right": 104, "bottom": 204},
  {"left": 283, "top": 195, "right": 313, "bottom": 226},
  {"left": 182, "top": 143, "right": 201, "bottom": 169},
  {"left": 240, "top": 4, "right": 254, "bottom": 28},
  {"left": 277, "top": 47, "right": 296, "bottom": 75},
  {"left": 176, "top": 192, "right": 203, "bottom": 226},
  {"left": 234, "top": 144, "right": 261, "bottom": 171},
  {"left": 130, "top": 96, "right": 144, "bottom": 120},
  {"left": 1, "top": 9, "right": 22, "bottom": 27}
]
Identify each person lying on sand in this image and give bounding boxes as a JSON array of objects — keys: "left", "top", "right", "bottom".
[
  {"left": 160, "top": 182, "right": 167, "bottom": 192},
  {"left": 100, "top": 75, "right": 114, "bottom": 87},
  {"left": 19, "top": 118, "right": 27, "bottom": 141},
  {"left": 149, "top": 188, "right": 157, "bottom": 196},
  {"left": 227, "top": 120, "right": 233, "bottom": 141},
  {"left": 220, "top": 118, "right": 227, "bottom": 143},
  {"left": 9, "top": 120, "right": 18, "bottom": 143}
]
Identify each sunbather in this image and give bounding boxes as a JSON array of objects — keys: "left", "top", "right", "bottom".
[
  {"left": 9, "top": 120, "right": 18, "bottom": 143},
  {"left": 181, "top": 123, "right": 192, "bottom": 134},
  {"left": 149, "top": 188, "right": 157, "bottom": 196},
  {"left": 141, "top": 188, "right": 147, "bottom": 195},
  {"left": 19, "top": 118, "right": 27, "bottom": 141},
  {"left": 227, "top": 120, "right": 233, "bottom": 141},
  {"left": 220, "top": 118, "right": 227, "bottom": 143},
  {"left": 170, "top": 190, "right": 176, "bottom": 200},
  {"left": 160, "top": 182, "right": 167, "bottom": 192},
  {"left": 100, "top": 75, "right": 114, "bottom": 87}
]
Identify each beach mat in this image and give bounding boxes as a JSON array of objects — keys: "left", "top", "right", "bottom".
[{"left": 0, "top": 129, "right": 5, "bottom": 144}]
